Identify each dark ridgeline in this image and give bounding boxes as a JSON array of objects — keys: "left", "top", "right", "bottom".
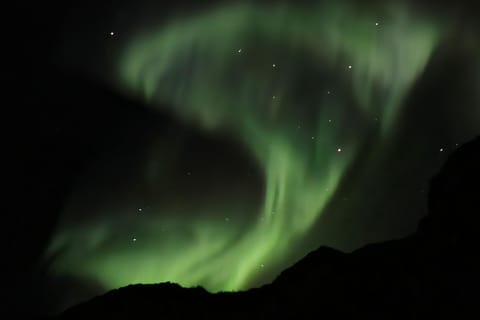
[{"left": 52, "top": 136, "right": 479, "bottom": 319}]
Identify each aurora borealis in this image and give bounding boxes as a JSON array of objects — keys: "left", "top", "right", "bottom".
[{"left": 42, "top": 0, "right": 480, "bottom": 305}]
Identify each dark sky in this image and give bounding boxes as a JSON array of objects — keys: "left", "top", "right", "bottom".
[{"left": 6, "top": 0, "right": 479, "bottom": 316}]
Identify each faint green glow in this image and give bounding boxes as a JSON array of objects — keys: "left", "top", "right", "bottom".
[{"left": 47, "top": 1, "right": 443, "bottom": 292}]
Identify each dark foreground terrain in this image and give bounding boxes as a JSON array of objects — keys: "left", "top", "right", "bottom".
[{"left": 54, "top": 137, "right": 479, "bottom": 319}]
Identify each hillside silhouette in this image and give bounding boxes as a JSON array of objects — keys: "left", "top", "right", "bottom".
[{"left": 54, "top": 136, "right": 479, "bottom": 319}]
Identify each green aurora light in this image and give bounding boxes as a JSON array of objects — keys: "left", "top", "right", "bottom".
[{"left": 47, "top": 1, "right": 457, "bottom": 293}]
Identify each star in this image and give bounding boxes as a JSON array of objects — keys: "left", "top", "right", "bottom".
[
  {"left": 348, "top": 65, "right": 352, "bottom": 69},
  {"left": 110, "top": 31, "right": 115, "bottom": 36},
  {"left": 375, "top": 22, "right": 379, "bottom": 26},
  {"left": 132, "top": 237, "right": 137, "bottom": 242},
  {"left": 272, "top": 63, "right": 276, "bottom": 68},
  {"left": 272, "top": 95, "right": 276, "bottom": 99},
  {"left": 138, "top": 208, "right": 142, "bottom": 212},
  {"left": 237, "top": 48, "right": 242, "bottom": 53},
  {"left": 337, "top": 148, "right": 342, "bottom": 152},
  {"left": 439, "top": 148, "right": 444, "bottom": 152}
]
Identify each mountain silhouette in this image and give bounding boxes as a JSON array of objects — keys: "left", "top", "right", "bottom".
[{"left": 53, "top": 136, "right": 479, "bottom": 319}]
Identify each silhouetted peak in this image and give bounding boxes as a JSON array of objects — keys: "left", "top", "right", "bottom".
[
  {"left": 421, "top": 136, "right": 480, "bottom": 246},
  {"left": 273, "top": 246, "right": 345, "bottom": 287},
  {"left": 54, "top": 137, "right": 480, "bottom": 319}
]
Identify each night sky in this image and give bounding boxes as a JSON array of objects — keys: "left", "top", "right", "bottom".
[{"left": 7, "top": 0, "right": 480, "bottom": 315}]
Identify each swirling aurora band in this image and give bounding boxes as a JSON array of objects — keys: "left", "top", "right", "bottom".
[{"left": 47, "top": 1, "right": 447, "bottom": 292}]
